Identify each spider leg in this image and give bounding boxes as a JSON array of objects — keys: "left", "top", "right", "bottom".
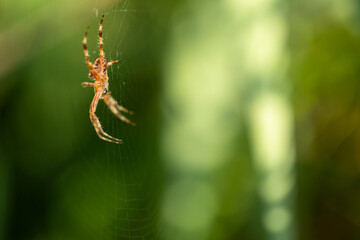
[
  {"left": 99, "top": 14, "right": 105, "bottom": 57},
  {"left": 91, "top": 114, "right": 123, "bottom": 144},
  {"left": 83, "top": 27, "right": 101, "bottom": 79},
  {"left": 105, "top": 93, "right": 134, "bottom": 115},
  {"left": 82, "top": 82, "right": 95, "bottom": 87},
  {"left": 90, "top": 91, "right": 123, "bottom": 144},
  {"left": 103, "top": 94, "right": 136, "bottom": 126},
  {"left": 107, "top": 60, "right": 121, "bottom": 67}
]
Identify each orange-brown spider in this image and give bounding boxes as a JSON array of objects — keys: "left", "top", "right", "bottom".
[{"left": 82, "top": 14, "right": 135, "bottom": 144}]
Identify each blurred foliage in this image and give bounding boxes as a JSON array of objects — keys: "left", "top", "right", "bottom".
[
  {"left": 291, "top": 1, "right": 360, "bottom": 240},
  {"left": 1, "top": 0, "right": 360, "bottom": 240}
]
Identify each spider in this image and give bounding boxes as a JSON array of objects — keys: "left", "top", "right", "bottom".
[{"left": 82, "top": 14, "right": 135, "bottom": 144}]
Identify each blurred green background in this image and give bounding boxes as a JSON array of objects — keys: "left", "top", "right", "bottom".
[{"left": 1, "top": 0, "right": 360, "bottom": 239}]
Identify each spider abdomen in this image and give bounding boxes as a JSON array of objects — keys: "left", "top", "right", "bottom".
[{"left": 88, "top": 57, "right": 108, "bottom": 80}]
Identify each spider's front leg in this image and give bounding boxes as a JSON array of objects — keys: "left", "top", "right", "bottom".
[
  {"left": 90, "top": 91, "right": 123, "bottom": 144},
  {"left": 83, "top": 27, "right": 101, "bottom": 80}
]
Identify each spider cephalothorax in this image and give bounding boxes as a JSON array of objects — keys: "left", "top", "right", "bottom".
[{"left": 82, "top": 15, "right": 135, "bottom": 144}]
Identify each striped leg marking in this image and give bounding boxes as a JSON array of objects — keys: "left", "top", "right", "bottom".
[
  {"left": 99, "top": 14, "right": 105, "bottom": 57},
  {"left": 83, "top": 27, "right": 101, "bottom": 79}
]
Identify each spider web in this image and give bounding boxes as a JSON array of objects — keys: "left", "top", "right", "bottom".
[
  {"left": 61, "top": 1, "right": 161, "bottom": 240},
  {"left": 101, "top": 1, "right": 161, "bottom": 240}
]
